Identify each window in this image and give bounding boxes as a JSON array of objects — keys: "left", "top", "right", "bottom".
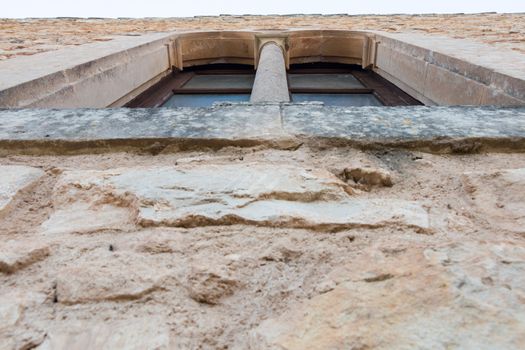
[
  {"left": 286, "top": 63, "right": 421, "bottom": 106},
  {"left": 126, "top": 63, "right": 421, "bottom": 107},
  {"left": 126, "top": 64, "right": 255, "bottom": 108}
]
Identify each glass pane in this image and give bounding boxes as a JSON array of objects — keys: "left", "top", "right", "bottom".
[
  {"left": 288, "top": 74, "right": 364, "bottom": 89},
  {"left": 162, "top": 94, "right": 250, "bottom": 107},
  {"left": 182, "top": 75, "right": 254, "bottom": 89},
  {"left": 291, "top": 93, "right": 383, "bottom": 106}
]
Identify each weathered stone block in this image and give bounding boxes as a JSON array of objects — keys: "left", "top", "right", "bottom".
[
  {"left": 43, "top": 163, "right": 430, "bottom": 233},
  {"left": 186, "top": 265, "right": 240, "bottom": 305},
  {"left": 376, "top": 44, "right": 428, "bottom": 95},
  {"left": 461, "top": 168, "right": 525, "bottom": 234},
  {"left": 424, "top": 63, "right": 488, "bottom": 105},
  {"left": 41, "top": 202, "right": 134, "bottom": 235},
  {"left": 37, "top": 318, "right": 171, "bottom": 350},
  {"left": 0, "top": 241, "right": 50, "bottom": 274},
  {"left": 0, "top": 292, "right": 46, "bottom": 350},
  {"left": 0, "top": 165, "right": 44, "bottom": 218},
  {"left": 250, "top": 241, "right": 525, "bottom": 349},
  {"left": 55, "top": 253, "right": 168, "bottom": 304}
]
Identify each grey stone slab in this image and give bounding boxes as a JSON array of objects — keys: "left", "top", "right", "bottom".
[
  {"left": 0, "top": 106, "right": 524, "bottom": 149},
  {"left": 0, "top": 105, "right": 283, "bottom": 140},
  {"left": 282, "top": 105, "right": 525, "bottom": 140}
]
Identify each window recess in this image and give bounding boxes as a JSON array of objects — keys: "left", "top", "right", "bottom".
[
  {"left": 126, "top": 64, "right": 254, "bottom": 108},
  {"left": 287, "top": 63, "right": 422, "bottom": 106}
]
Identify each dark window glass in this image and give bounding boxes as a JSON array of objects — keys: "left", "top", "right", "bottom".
[
  {"left": 291, "top": 93, "right": 382, "bottom": 106},
  {"left": 288, "top": 74, "right": 364, "bottom": 89},
  {"left": 181, "top": 75, "right": 255, "bottom": 90},
  {"left": 162, "top": 94, "right": 250, "bottom": 107}
]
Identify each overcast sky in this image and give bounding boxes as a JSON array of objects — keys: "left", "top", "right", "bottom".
[{"left": 3, "top": 0, "right": 524, "bottom": 18}]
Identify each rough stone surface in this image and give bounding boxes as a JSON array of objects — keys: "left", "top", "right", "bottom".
[
  {"left": 282, "top": 105, "right": 525, "bottom": 140},
  {"left": 55, "top": 252, "right": 169, "bottom": 304},
  {"left": 43, "top": 163, "right": 429, "bottom": 232},
  {"left": 41, "top": 202, "right": 134, "bottom": 235},
  {"left": 0, "top": 165, "right": 44, "bottom": 217},
  {"left": 0, "top": 292, "right": 46, "bottom": 350},
  {"left": 461, "top": 168, "right": 525, "bottom": 234},
  {"left": 1, "top": 146, "right": 525, "bottom": 349},
  {"left": 251, "top": 238, "right": 525, "bottom": 349},
  {"left": 343, "top": 165, "right": 393, "bottom": 189},
  {"left": 0, "top": 241, "right": 50, "bottom": 274},
  {"left": 0, "top": 107, "right": 524, "bottom": 155},
  {"left": 37, "top": 318, "right": 171, "bottom": 350},
  {"left": 1, "top": 14, "right": 524, "bottom": 61},
  {"left": 186, "top": 265, "right": 240, "bottom": 305},
  {"left": 0, "top": 106, "right": 284, "bottom": 141}
]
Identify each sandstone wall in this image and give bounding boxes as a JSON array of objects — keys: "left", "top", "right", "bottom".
[{"left": 1, "top": 13, "right": 524, "bottom": 60}]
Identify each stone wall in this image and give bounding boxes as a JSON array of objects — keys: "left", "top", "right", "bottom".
[
  {"left": 1, "top": 143, "right": 525, "bottom": 349},
  {"left": 1, "top": 106, "right": 525, "bottom": 349},
  {"left": 1, "top": 13, "right": 524, "bottom": 61},
  {"left": 1, "top": 13, "right": 525, "bottom": 349}
]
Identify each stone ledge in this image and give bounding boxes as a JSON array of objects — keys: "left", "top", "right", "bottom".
[{"left": 0, "top": 106, "right": 523, "bottom": 154}]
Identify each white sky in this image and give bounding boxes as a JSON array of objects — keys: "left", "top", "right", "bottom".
[{"left": 2, "top": 0, "right": 524, "bottom": 18}]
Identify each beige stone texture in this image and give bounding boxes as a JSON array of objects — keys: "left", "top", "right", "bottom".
[
  {"left": 55, "top": 252, "right": 169, "bottom": 305},
  {"left": 372, "top": 31, "right": 525, "bottom": 105},
  {"left": 37, "top": 318, "right": 172, "bottom": 350},
  {"left": 42, "top": 163, "right": 429, "bottom": 232},
  {"left": 0, "top": 33, "right": 172, "bottom": 107},
  {"left": 0, "top": 292, "right": 46, "bottom": 350},
  {"left": 1, "top": 128, "right": 525, "bottom": 349},
  {"left": 179, "top": 31, "right": 255, "bottom": 67},
  {"left": 0, "top": 165, "right": 44, "bottom": 218},
  {"left": 0, "top": 240, "right": 50, "bottom": 274},
  {"left": 1, "top": 13, "right": 524, "bottom": 61},
  {"left": 251, "top": 238, "right": 525, "bottom": 349},
  {"left": 461, "top": 168, "right": 525, "bottom": 234},
  {"left": 41, "top": 202, "right": 134, "bottom": 235}
]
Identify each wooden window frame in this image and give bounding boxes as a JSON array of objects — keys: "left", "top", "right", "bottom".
[
  {"left": 126, "top": 64, "right": 255, "bottom": 108},
  {"left": 126, "top": 63, "right": 422, "bottom": 107},
  {"left": 286, "top": 63, "right": 422, "bottom": 106}
]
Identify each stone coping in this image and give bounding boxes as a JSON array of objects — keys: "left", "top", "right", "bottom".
[{"left": 0, "top": 105, "right": 524, "bottom": 154}]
